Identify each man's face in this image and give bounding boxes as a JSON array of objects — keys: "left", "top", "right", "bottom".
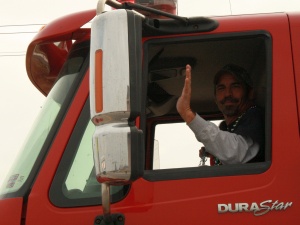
[{"left": 215, "top": 73, "right": 247, "bottom": 117}]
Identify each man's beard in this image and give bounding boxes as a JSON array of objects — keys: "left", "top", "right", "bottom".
[
  {"left": 219, "top": 96, "right": 240, "bottom": 117},
  {"left": 222, "top": 105, "right": 239, "bottom": 116}
]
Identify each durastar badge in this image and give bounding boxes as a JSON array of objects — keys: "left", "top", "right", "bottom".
[{"left": 218, "top": 200, "right": 292, "bottom": 216}]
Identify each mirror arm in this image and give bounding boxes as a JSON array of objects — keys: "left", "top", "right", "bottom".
[{"left": 102, "top": 183, "right": 111, "bottom": 221}]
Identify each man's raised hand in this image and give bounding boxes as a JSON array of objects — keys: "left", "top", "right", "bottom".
[{"left": 176, "top": 64, "right": 195, "bottom": 123}]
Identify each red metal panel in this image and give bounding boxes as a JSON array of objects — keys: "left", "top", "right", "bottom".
[
  {"left": 288, "top": 12, "right": 300, "bottom": 133},
  {"left": 29, "top": 9, "right": 95, "bottom": 46},
  {"left": 26, "top": 10, "right": 95, "bottom": 95},
  {"left": 0, "top": 197, "right": 23, "bottom": 225}
]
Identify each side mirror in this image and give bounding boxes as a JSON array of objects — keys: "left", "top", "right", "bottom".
[{"left": 90, "top": 9, "right": 144, "bottom": 186}]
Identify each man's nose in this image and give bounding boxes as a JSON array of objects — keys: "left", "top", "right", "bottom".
[{"left": 224, "top": 87, "right": 232, "bottom": 97}]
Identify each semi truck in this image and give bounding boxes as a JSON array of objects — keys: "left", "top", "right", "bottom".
[{"left": 0, "top": 0, "right": 299, "bottom": 224}]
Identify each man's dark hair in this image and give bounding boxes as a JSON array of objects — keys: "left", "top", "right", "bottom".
[{"left": 214, "top": 64, "right": 253, "bottom": 95}]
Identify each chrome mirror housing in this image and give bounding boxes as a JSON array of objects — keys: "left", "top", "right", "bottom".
[{"left": 90, "top": 9, "right": 144, "bottom": 185}]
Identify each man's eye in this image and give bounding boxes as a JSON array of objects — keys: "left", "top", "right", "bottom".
[
  {"left": 232, "top": 83, "right": 242, "bottom": 88},
  {"left": 216, "top": 86, "right": 225, "bottom": 91}
]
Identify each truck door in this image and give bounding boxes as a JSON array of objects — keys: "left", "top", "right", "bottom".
[{"left": 136, "top": 13, "right": 298, "bottom": 224}]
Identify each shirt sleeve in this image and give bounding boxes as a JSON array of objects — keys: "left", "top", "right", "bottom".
[{"left": 187, "top": 114, "right": 259, "bottom": 164}]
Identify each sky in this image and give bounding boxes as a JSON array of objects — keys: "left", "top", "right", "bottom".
[{"left": 0, "top": 0, "right": 300, "bottom": 185}]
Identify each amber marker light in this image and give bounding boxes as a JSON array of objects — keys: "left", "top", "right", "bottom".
[{"left": 95, "top": 49, "right": 103, "bottom": 113}]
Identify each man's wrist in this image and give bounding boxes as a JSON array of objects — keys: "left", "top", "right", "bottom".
[{"left": 183, "top": 111, "right": 196, "bottom": 124}]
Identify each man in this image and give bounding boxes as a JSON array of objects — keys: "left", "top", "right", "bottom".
[{"left": 176, "top": 64, "right": 264, "bottom": 165}]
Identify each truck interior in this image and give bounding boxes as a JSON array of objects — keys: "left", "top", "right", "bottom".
[{"left": 145, "top": 33, "right": 268, "bottom": 117}]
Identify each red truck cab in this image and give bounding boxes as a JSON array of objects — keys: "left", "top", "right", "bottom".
[{"left": 0, "top": 0, "right": 299, "bottom": 224}]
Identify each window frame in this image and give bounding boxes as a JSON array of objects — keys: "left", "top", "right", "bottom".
[{"left": 142, "top": 30, "right": 272, "bottom": 181}]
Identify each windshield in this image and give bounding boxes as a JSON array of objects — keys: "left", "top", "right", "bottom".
[
  {"left": 0, "top": 73, "right": 77, "bottom": 196},
  {"left": 0, "top": 42, "right": 89, "bottom": 197}
]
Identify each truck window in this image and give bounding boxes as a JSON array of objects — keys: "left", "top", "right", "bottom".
[
  {"left": 49, "top": 100, "right": 129, "bottom": 207},
  {"left": 143, "top": 31, "right": 272, "bottom": 179},
  {"left": 64, "top": 121, "right": 96, "bottom": 195}
]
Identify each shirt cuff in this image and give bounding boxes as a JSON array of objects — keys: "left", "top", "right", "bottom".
[{"left": 188, "top": 114, "right": 209, "bottom": 136}]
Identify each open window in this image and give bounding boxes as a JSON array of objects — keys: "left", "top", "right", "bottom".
[{"left": 143, "top": 31, "right": 272, "bottom": 179}]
